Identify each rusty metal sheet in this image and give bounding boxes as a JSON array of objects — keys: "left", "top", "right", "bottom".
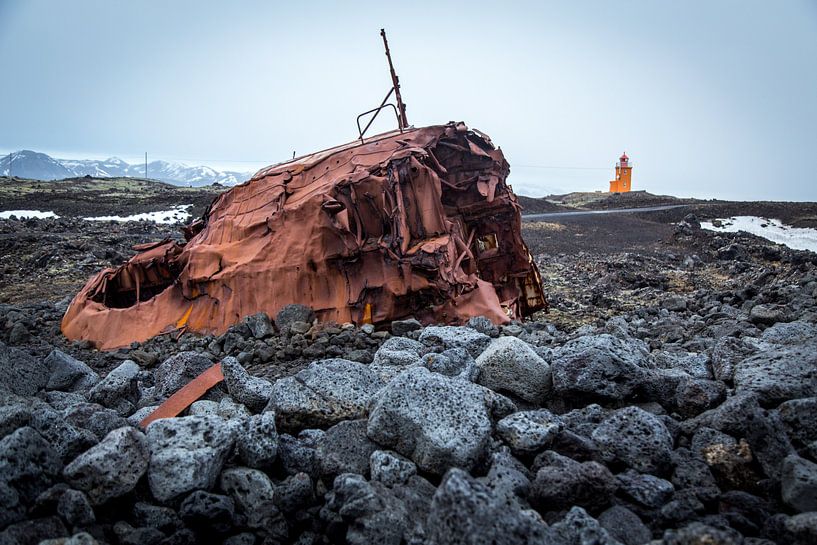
[
  {"left": 61, "top": 122, "right": 546, "bottom": 349},
  {"left": 139, "top": 362, "right": 224, "bottom": 428}
]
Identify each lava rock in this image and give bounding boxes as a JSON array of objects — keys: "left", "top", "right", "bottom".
[
  {"left": 749, "top": 303, "right": 787, "bottom": 325},
  {"left": 63, "top": 426, "right": 149, "bottom": 504},
  {"left": 425, "top": 468, "right": 547, "bottom": 545},
  {"left": 87, "top": 360, "right": 140, "bottom": 415},
  {"left": 370, "top": 337, "right": 424, "bottom": 381},
  {"left": 543, "top": 506, "right": 623, "bottom": 545},
  {"left": 221, "top": 357, "right": 273, "bottom": 413},
  {"left": 591, "top": 406, "right": 674, "bottom": 473},
  {"left": 466, "top": 316, "right": 500, "bottom": 337},
  {"left": 153, "top": 352, "right": 214, "bottom": 400},
  {"left": 475, "top": 336, "right": 552, "bottom": 404},
  {"left": 236, "top": 411, "right": 278, "bottom": 468},
  {"left": 419, "top": 326, "right": 491, "bottom": 358},
  {"left": 146, "top": 415, "right": 236, "bottom": 501},
  {"left": 390, "top": 318, "right": 422, "bottom": 337},
  {"left": 268, "top": 358, "right": 384, "bottom": 431},
  {"left": 496, "top": 410, "right": 563, "bottom": 455},
  {"left": 0, "top": 341, "right": 49, "bottom": 396},
  {"left": 781, "top": 455, "right": 817, "bottom": 512},
  {"left": 550, "top": 334, "right": 651, "bottom": 402},
  {"left": 275, "top": 304, "right": 315, "bottom": 333},
  {"left": 598, "top": 505, "right": 651, "bottom": 545},
  {"left": 179, "top": 490, "right": 235, "bottom": 533},
  {"left": 661, "top": 296, "right": 688, "bottom": 312},
  {"left": 366, "top": 367, "right": 493, "bottom": 475},
  {"left": 243, "top": 312, "right": 274, "bottom": 339},
  {"left": 370, "top": 450, "right": 417, "bottom": 487},
  {"left": 531, "top": 455, "right": 617, "bottom": 511},
  {"left": 616, "top": 469, "right": 675, "bottom": 508},
  {"left": 56, "top": 488, "right": 96, "bottom": 526},
  {"left": 778, "top": 397, "right": 817, "bottom": 446},
  {"left": 734, "top": 344, "right": 817, "bottom": 404},
  {"left": 44, "top": 350, "right": 99, "bottom": 392},
  {"left": 62, "top": 402, "right": 128, "bottom": 442},
  {"left": 0, "top": 426, "right": 63, "bottom": 504},
  {"left": 274, "top": 472, "right": 315, "bottom": 514},
  {"left": 219, "top": 467, "right": 278, "bottom": 529},
  {"left": 317, "top": 419, "right": 379, "bottom": 477},
  {"left": 29, "top": 407, "right": 97, "bottom": 463}
]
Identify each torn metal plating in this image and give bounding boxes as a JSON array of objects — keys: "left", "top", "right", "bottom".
[{"left": 61, "top": 122, "right": 546, "bottom": 350}]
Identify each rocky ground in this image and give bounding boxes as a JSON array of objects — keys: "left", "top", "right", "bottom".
[{"left": 1, "top": 180, "right": 817, "bottom": 544}]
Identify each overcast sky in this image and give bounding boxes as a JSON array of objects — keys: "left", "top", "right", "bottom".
[{"left": 1, "top": 0, "right": 815, "bottom": 200}]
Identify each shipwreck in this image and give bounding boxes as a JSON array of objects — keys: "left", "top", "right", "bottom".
[{"left": 61, "top": 32, "right": 545, "bottom": 350}]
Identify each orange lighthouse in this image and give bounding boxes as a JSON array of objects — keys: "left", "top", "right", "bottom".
[{"left": 609, "top": 152, "right": 632, "bottom": 193}]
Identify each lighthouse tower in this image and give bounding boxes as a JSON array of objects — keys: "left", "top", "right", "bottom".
[{"left": 609, "top": 152, "right": 632, "bottom": 193}]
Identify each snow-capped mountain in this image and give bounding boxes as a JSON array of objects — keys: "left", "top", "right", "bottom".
[{"left": 1, "top": 150, "right": 252, "bottom": 187}]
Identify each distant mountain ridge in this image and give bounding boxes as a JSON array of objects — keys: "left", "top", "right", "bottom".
[{"left": 0, "top": 150, "right": 252, "bottom": 187}]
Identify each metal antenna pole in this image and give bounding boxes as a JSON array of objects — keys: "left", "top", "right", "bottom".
[{"left": 381, "top": 29, "right": 408, "bottom": 129}]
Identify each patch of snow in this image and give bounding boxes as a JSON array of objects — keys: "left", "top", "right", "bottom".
[
  {"left": 701, "top": 215, "right": 817, "bottom": 252},
  {"left": 0, "top": 210, "right": 59, "bottom": 219},
  {"left": 83, "top": 204, "right": 193, "bottom": 224}
]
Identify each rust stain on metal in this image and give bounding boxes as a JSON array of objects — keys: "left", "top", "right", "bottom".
[
  {"left": 139, "top": 362, "right": 224, "bottom": 428},
  {"left": 62, "top": 122, "right": 546, "bottom": 349}
]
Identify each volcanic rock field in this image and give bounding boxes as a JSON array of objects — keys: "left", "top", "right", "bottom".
[{"left": 1, "top": 185, "right": 817, "bottom": 545}]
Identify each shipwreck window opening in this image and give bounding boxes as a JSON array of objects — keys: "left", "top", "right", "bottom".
[
  {"left": 91, "top": 263, "right": 178, "bottom": 309},
  {"left": 476, "top": 232, "right": 499, "bottom": 254}
]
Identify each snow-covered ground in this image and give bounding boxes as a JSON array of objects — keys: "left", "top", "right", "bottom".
[
  {"left": 0, "top": 210, "right": 59, "bottom": 219},
  {"left": 701, "top": 216, "right": 817, "bottom": 252},
  {"left": 82, "top": 204, "right": 193, "bottom": 224}
]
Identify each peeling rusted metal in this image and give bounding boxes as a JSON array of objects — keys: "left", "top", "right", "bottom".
[
  {"left": 139, "top": 362, "right": 224, "bottom": 428},
  {"left": 62, "top": 122, "right": 546, "bottom": 350}
]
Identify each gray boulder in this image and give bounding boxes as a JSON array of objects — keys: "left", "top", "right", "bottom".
[
  {"left": 496, "top": 410, "right": 563, "bottom": 455},
  {"left": 466, "top": 316, "right": 500, "bottom": 337},
  {"left": 56, "top": 489, "right": 96, "bottom": 527},
  {"left": 778, "top": 397, "right": 817, "bottom": 446},
  {"left": 426, "top": 468, "right": 547, "bottom": 545},
  {"left": 531, "top": 456, "right": 617, "bottom": 511},
  {"left": 543, "top": 506, "right": 623, "bottom": 545},
  {"left": 243, "top": 312, "right": 274, "bottom": 339},
  {"left": 550, "top": 334, "right": 651, "bottom": 401},
  {"left": 153, "top": 352, "right": 214, "bottom": 400},
  {"left": 29, "top": 406, "right": 97, "bottom": 463},
  {"left": 781, "top": 455, "right": 817, "bottom": 512},
  {"left": 475, "top": 336, "right": 552, "bottom": 403},
  {"left": 616, "top": 469, "right": 674, "bottom": 508},
  {"left": 419, "top": 326, "right": 491, "bottom": 358},
  {"left": 317, "top": 419, "right": 379, "bottom": 477},
  {"left": 761, "top": 321, "right": 817, "bottom": 345},
  {"left": 370, "top": 450, "right": 417, "bottom": 487},
  {"left": 734, "top": 344, "right": 817, "bottom": 404},
  {"left": 0, "top": 341, "right": 49, "bottom": 396},
  {"left": 179, "top": 490, "right": 235, "bottom": 533},
  {"left": 275, "top": 304, "right": 315, "bottom": 333},
  {"left": 44, "top": 350, "right": 99, "bottom": 392},
  {"left": 221, "top": 357, "right": 273, "bottom": 413},
  {"left": 236, "top": 411, "right": 278, "bottom": 468},
  {"left": 63, "top": 426, "right": 148, "bottom": 504},
  {"left": 591, "top": 406, "right": 674, "bottom": 473},
  {"left": 391, "top": 318, "right": 422, "bottom": 337},
  {"left": 88, "top": 360, "right": 140, "bottom": 415},
  {"left": 0, "top": 426, "right": 62, "bottom": 503},
  {"left": 749, "top": 303, "right": 787, "bottom": 325},
  {"left": 267, "top": 359, "right": 384, "bottom": 431},
  {"left": 370, "top": 337, "right": 424, "bottom": 381},
  {"left": 367, "top": 367, "right": 493, "bottom": 474},
  {"left": 421, "top": 348, "right": 478, "bottom": 381},
  {"left": 146, "top": 415, "right": 236, "bottom": 501},
  {"left": 219, "top": 467, "right": 278, "bottom": 529},
  {"left": 62, "top": 402, "right": 128, "bottom": 442},
  {"left": 598, "top": 505, "right": 651, "bottom": 545}
]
